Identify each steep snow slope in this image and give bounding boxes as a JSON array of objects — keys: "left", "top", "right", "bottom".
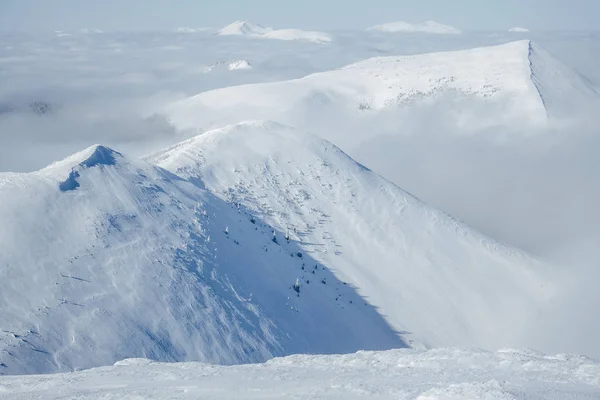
[
  {"left": 0, "top": 144, "right": 404, "bottom": 375},
  {"left": 217, "top": 20, "right": 332, "bottom": 43},
  {"left": 150, "top": 121, "right": 553, "bottom": 352},
  {"left": 2, "top": 348, "right": 599, "bottom": 399},
  {"left": 368, "top": 21, "right": 462, "bottom": 34},
  {"left": 2, "top": 122, "right": 554, "bottom": 375},
  {"left": 164, "top": 41, "right": 597, "bottom": 148},
  {"left": 528, "top": 42, "right": 598, "bottom": 117}
]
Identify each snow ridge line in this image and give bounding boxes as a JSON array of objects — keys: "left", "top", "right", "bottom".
[{"left": 527, "top": 41, "right": 549, "bottom": 119}]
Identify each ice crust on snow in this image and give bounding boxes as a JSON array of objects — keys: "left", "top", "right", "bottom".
[{"left": 164, "top": 41, "right": 598, "bottom": 150}]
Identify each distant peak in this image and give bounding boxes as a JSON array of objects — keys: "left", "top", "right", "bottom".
[
  {"left": 217, "top": 20, "right": 270, "bottom": 36},
  {"left": 509, "top": 27, "right": 531, "bottom": 33},
  {"left": 79, "top": 145, "right": 121, "bottom": 168},
  {"left": 50, "top": 145, "right": 122, "bottom": 192}
]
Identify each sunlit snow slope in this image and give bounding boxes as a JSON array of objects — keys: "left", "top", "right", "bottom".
[
  {"left": 1, "top": 122, "right": 552, "bottom": 375},
  {"left": 165, "top": 41, "right": 597, "bottom": 147},
  {"left": 0, "top": 143, "right": 403, "bottom": 375},
  {"left": 150, "top": 121, "right": 553, "bottom": 349}
]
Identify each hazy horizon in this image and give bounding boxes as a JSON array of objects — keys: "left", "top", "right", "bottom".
[{"left": 2, "top": 0, "right": 600, "bottom": 32}]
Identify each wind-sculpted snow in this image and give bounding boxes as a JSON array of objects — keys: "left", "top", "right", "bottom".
[{"left": 1, "top": 348, "right": 598, "bottom": 399}]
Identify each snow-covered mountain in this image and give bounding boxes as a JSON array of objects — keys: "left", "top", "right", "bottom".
[
  {"left": 164, "top": 41, "right": 598, "bottom": 150},
  {"left": 3, "top": 349, "right": 599, "bottom": 399},
  {"left": 367, "top": 21, "right": 462, "bottom": 34},
  {"left": 509, "top": 27, "right": 531, "bottom": 33},
  {"left": 0, "top": 121, "right": 552, "bottom": 375},
  {"left": 217, "top": 20, "right": 332, "bottom": 43}
]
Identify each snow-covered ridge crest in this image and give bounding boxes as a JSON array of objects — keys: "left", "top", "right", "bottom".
[
  {"left": 0, "top": 121, "right": 553, "bottom": 374},
  {"left": 367, "top": 20, "right": 462, "bottom": 34},
  {"left": 164, "top": 41, "right": 598, "bottom": 142},
  {"left": 1, "top": 133, "right": 407, "bottom": 375},
  {"left": 218, "top": 20, "right": 271, "bottom": 36},
  {"left": 2, "top": 348, "right": 598, "bottom": 398},
  {"left": 150, "top": 120, "right": 553, "bottom": 350},
  {"left": 38, "top": 144, "right": 122, "bottom": 179},
  {"left": 217, "top": 20, "right": 332, "bottom": 43}
]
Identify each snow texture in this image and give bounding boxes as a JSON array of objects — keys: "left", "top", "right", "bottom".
[
  {"left": 1, "top": 122, "right": 552, "bottom": 375},
  {"left": 1, "top": 348, "right": 598, "bottom": 399}
]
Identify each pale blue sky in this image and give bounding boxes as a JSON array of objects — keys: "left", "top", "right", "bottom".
[{"left": 1, "top": 0, "right": 598, "bottom": 32}]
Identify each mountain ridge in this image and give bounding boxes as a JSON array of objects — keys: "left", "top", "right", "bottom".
[
  {"left": 164, "top": 41, "right": 597, "bottom": 150},
  {"left": 0, "top": 121, "right": 553, "bottom": 375}
]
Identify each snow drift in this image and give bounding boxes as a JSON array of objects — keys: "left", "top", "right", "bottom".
[
  {"left": 217, "top": 20, "right": 332, "bottom": 43},
  {"left": 0, "top": 121, "right": 553, "bottom": 375},
  {"left": 367, "top": 20, "right": 462, "bottom": 34}
]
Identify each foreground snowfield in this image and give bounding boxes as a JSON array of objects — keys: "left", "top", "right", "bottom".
[{"left": 1, "top": 348, "right": 599, "bottom": 399}]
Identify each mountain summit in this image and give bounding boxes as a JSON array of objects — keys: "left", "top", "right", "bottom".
[
  {"left": 164, "top": 41, "right": 598, "bottom": 149},
  {"left": 0, "top": 121, "right": 553, "bottom": 374}
]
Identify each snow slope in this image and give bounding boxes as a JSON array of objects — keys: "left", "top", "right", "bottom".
[
  {"left": 217, "top": 20, "right": 332, "bottom": 43},
  {"left": 150, "top": 121, "right": 553, "bottom": 350},
  {"left": 368, "top": 21, "right": 462, "bottom": 34},
  {"left": 0, "top": 142, "right": 404, "bottom": 375},
  {"left": 164, "top": 41, "right": 598, "bottom": 149},
  {"left": 2, "top": 348, "right": 598, "bottom": 399},
  {"left": 1, "top": 122, "right": 553, "bottom": 375}
]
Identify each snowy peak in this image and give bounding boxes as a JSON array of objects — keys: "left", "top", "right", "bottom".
[
  {"left": 150, "top": 121, "right": 369, "bottom": 179},
  {"left": 1, "top": 131, "right": 407, "bottom": 374},
  {"left": 39, "top": 144, "right": 123, "bottom": 180},
  {"left": 216, "top": 21, "right": 332, "bottom": 43},
  {"left": 78, "top": 145, "right": 120, "bottom": 168},
  {"left": 151, "top": 121, "right": 553, "bottom": 351},
  {"left": 218, "top": 20, "right": 270, "bottom": 36},
  {"left": 367, "top": 20, "right": 462, "bottom": 34},
  {"left": 165, "top": 41, "right": 598, "bottom": 138},
  {"left": 1, "top": 121, "right": 555, "bottom": 375}
]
